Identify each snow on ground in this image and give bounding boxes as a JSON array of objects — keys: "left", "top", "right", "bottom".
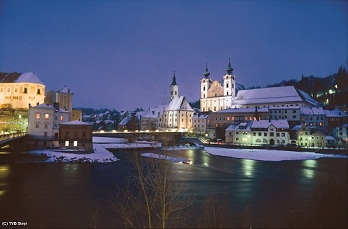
[
  {"left": 204, "top": 147, "right": 348, "bottom": 161},
  {"left": 162, "top": 144, "right": 204, "bottom": 150},
  {"left": 30, "top": 143, "right": 118, "bottom": 163},
  {"left": 93, "top": 136, "right": 128, "bottom": 144},
  {"left": 142, "top": 153, "right": 184, "bottom": 162}
]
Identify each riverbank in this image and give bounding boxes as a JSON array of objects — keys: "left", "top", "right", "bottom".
[{"left": 205, "top": 143, "right": 348, "bottom": 155}]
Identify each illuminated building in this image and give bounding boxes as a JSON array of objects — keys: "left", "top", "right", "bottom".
[{"left": 0, "top": 72, "right": 45, "bottom": 109}]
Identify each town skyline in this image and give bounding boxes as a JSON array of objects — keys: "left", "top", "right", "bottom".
[{"left": 0, "top": 0, "right": 347, "bottom": 110}]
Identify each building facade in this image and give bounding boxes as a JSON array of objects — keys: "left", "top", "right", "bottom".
[
  {"left": 225, "top": 120, "right": 290, "bottom": 146},
  {"left": 161, "top": 73, "right": 194, "bottom": 131},
  {"left": 0, "top": 72, "right": 45, "bottom": 109},
  {"left": 59, "top": 120, "right": 93, "bottom": 152},
  {"left": 200, "top": 60, "right": 236, "bottom": 112},
  {"left": 27, "top": 103, "right": 70, "bottom": 148}
]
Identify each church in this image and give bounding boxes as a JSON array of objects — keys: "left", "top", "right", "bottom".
[
  {"left": 200, "top": 59, "right": 319, "bottom": 112},
  {"left": 160, "top": 72, "right": 194, "bottom": 130}
]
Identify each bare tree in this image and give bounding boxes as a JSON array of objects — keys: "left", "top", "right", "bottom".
[{"left": 110, "top": 140, "right": 193, "bottom": 228}]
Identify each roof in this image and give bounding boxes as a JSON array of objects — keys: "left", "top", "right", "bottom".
[
  {"left": 31, "top": 103, "right": 56, "bottom": 110},
  {"left": 0, "top": 72, "right": 44, "bottom": 85},
  {"left": 324, "top": 109, "right": 348, "bottom": 118},
  {"left": 232, "top": 86, "right": 319, "bottom": 107},
  {"left": 226, "top": 122, "right": 251, "bottom": 131},
  {"left": 166, "top": 96, "right": 193, "bottom": 111},
  {"left": 60, "top": 120, "right": 92, "bottom": 126},
  {"left": 217, "top": 107, "right": 269, "bottom": 113},
  {"left": 300, "top": 107, "right": 325, "bottom": 115},
  {"left": 251, "top": 119, "right": 289, "bottom": 129},
  {"left": 143, "top": 105, "right": 165, "bottom": 118},
  {"left": 57, "top": 85, "right": 73, "bottom": 94}
]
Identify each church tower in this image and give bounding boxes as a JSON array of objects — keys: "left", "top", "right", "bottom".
[
  {"left": 55, "top": 85, "right": 74, "bottom": 112},
  {"left": 170, "top": 71, "right": 179, "bottom": 101},
  {"left": 223, "top": 58, "right": 236, "bottom": 98},
  {"left": 200, "top": 63, "right": 211, "bottom": 100}
]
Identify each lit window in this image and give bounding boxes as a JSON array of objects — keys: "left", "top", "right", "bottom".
[
  {"left": 60, "top": 115, "right": 63, "bottom": 121},
  {"left": 73, "top": 141, "right": 78, "bottom": 147},
  {"left": 44, "top": 113, "right": 49, "bottom": 120},
  {"left": 65, "top": 141, "right": 69, "bottom": 147},
  {"left": 36, "top": 113, "right": 40, "bottom": 119}
]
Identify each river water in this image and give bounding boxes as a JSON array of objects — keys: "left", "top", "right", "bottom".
[{"left": 0, "top": 149, "right": 347, "bottom": 228}]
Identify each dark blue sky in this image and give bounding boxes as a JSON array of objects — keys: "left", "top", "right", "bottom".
[{"left": 0, "top": 0, "right": 347, "bottom": 110}]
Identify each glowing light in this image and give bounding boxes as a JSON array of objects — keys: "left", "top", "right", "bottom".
[
  {"left": 302, "top": 160, "right": 317, "bottom": 179},
  {"left": 0, "top": 165, "right": 10, "bottom": 179},
  {"left": 242, "top": 159, "right": 255, "bottom": 177}
]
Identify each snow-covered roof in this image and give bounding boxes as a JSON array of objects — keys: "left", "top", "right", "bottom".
[
  {"left": 57, "top": 85, "right": 73, "bottom": 93},
  {"left": 193, "top": 113, "right": 209, "bottom": 119},
  {"left": 217, "top": 107, "right": 269, "bottom": 113},
  {"left": 166, "top": 96, "right": 193, "bottom": 111},
  {"left": 143, "top": 105, "right": 165, "bottom": 118},
  {"left": 226, "top": 122, "right": 251, "bottom": 131},
  {"left": 324, "top": 109, "right": 348, "bottom": 118},
  {"left": 251, "top": 119, "right": 289, "bottom": 129},
  {"left": 119, "top": 116, "right": 132, "bottom": 126},
  {"left": 300, "top": 107, "right": 325, "bottom": 115},
  {"left": 232, "top": 86, "right": 319, "bottom": 107},
  {"left": 31, "top": 103, "right": 55, "bottom": 110},
  {"left": 60, "top": 120, "right": 92, "bottom": 125},
  {"left": 0, "top": 72, "right": 44, "bottom": 85}
]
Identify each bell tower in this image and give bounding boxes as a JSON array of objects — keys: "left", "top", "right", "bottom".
[
  {"left": 223, "top": 58, "right": 236, "bottom": 98},
  {"left": 170, "top": 71, "right": 179, "bottom": 101}
]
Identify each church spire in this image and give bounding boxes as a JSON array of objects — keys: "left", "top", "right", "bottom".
[
  {"left": 203, "top": 63, "right": 210, "bottom": 78},
  {"left": 171, "top": 71, "right": 177, "bottom": 85},
  {"left": 226, "top": 58, "right": 233, "bottom": 74}
]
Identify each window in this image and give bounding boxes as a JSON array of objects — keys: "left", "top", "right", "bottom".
[
  {"left": 65, "top": 141, "right": 69, "bottom": 147},
  {"left": 44, "top": 123, "right": 48, "bottom": 129},
  {"left": 36, "top": 113, "right": 41, "bottom": 119},
  {"left": 264, "top": 133, "right": 267, "bottom": 136},
  {"left": 24, "top": 88, "right": 28, "bottom": 93},
  {"left": 44, "top": 113, "right": 49, "bottom": 120},
  {"left": 35, "top": 122, "right": 39, "bottom": 128},
  {"left": 37, "top": 89, "right": 41, "bottom": 94},
  {"left": 73, "top": 141, "right": 78, "bottom": 147}
]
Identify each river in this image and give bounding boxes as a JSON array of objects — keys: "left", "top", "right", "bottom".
[{"left": 0, "top": 149, "right": 347, "bottom": 228}]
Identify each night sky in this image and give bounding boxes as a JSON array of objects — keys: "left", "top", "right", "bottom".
[{"left": 0, "top": 0, "right": 347, "bottom": 110}]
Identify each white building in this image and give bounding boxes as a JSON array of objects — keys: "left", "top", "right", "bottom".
[
  {"left": 27, "top": 103, "right": 70, "bottom": 148},
  {"left": 200, "top": 59, "right": 237, "bottom": 112},
  {"left": 141, "top": 105, "right": 165, "bottom": 130},
  {"left": 193, "top": 113, "right": 209, "bottom": 135},
  {"left": 296, "top": 126, "right": 326, "bottom": 148},
  {"left": 225, "top": 120, "right": 290, "bottom": 146},
  {"left": 161, "top": 72, "right": 194, "bottom": 131},
  {"left": 0, "top": 72, "right": 45, "bottom": 109},
  {"left": 232, "top": 86, "right": 320, "bottom": 108}
]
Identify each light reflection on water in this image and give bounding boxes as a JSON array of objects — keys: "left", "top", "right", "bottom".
[
  {"left": 302, "top": 160, "right": 317, "bottom": 179},
  {"left": 0, "top": 165, "right": 10, "bottom": 197},
  {"left": 242, "top": 159, "right": 255, "bottom": 178}
]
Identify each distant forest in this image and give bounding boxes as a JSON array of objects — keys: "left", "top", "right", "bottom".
[{"left": 247, "top": 65, "right": 348, "bottom": 109}]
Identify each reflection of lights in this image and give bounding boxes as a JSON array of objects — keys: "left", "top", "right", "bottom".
[
  {"left": 0, "top": 190, "right": 5, "bottom": 196},
  {"left": 63, "top": 163, "right": 79, "bottom": 175},
  {"left": 0, "top": 165, "right": 10, "bottom": 179},
  {"left": 242, "top": 159, "right": 255, "bottom": 177},
  {"left": 302, "top": 160, "right": 317, "bottom": 179}
]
